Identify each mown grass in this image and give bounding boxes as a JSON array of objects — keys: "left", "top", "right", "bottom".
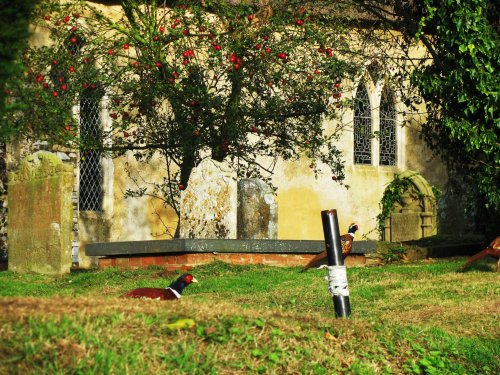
[{"left": 0, "top": 257, "right": 498, "bottom": 374}]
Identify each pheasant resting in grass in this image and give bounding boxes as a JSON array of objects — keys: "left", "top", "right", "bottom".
[
  {"left": 301, "top": 223, "right": 359, "bottom": 271},
  {"left": 462, "top": 236, "right": 500, "bottom": 272},
  {"left": 122, "top": 273, "right": 198, "bottom": 300}
]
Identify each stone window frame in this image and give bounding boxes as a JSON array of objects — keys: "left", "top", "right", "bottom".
[{"left": 350, "top": 71, "right": 405, "bottom": 170}]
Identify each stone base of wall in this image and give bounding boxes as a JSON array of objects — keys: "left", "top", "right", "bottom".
[{"left": 97, "top": 253, "right": 369, "bottom": 270}]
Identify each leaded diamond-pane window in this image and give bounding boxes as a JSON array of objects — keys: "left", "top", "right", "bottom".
[
  {"left": 379, "top": 88, "right": 397, "bottom": 166},
  {"left": 354, "top": 85, "right": 372, "bottom": 164},
  {"left": 79, "top": 94, "right": 103, "bottom": 211}
]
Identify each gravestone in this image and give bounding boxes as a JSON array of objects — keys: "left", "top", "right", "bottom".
[
  {"left": 383, "top": 171, "right": 438, "bottom": 242},
  {"left": 179, "top": 159, "right": 237, "bottom": 239},
  {"left": 7, "top": 152, "right": 74, "bottom": 274},
  {"left": 237, "top": 179, "right": 278, "bottom": 239}
]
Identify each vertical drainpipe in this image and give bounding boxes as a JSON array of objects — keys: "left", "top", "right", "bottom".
[{"left": 321, "top": 209, "right": 351, "bottom": 318}]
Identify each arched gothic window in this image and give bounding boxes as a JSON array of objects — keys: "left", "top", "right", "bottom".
[
  {"left": 354, "top": 84, "right": 372, "bottom": 165},
  {"left": 379, "top": 87, "right": 397, "bottom": 166}
]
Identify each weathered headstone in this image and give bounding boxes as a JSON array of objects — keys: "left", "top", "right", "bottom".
[
  {"left": 7, "top": 152, "right": 74, "bottom": 274},
  {"left": 237, "top": 179, "right": 278, "bottom": 239},
  {"left": 384, "top": 171, "right": 438, "bottom": 242},
  {"left": 179, "top": 159, "right": 237, "bottom": 239}
]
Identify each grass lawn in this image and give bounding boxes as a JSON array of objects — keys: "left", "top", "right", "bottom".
[{"left": 0, "top": 257, "right": 498, "bottom": 374}]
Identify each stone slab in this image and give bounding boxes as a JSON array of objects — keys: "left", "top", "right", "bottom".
[
  {"left": 390, "top": 212, "right": 422, "bottom": 242},
  {"left": 180, "top": 159, "right": 237, "bottom": 239},
  {"left": 237, "top": 179, "right": 278, "bottom": 239},
  {"left": 85, "top": 239, "right": 377, "bottom": 256}
]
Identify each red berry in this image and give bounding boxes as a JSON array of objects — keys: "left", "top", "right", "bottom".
[
  {"left": 277, "top": 52, "right": 287, "bottom": 59},
  {"left": 199, "top": 26, "right": 205, "bottom": 32},
  {"left": 110, "top": 113, "right": 118, "bottom": 119},
  {"left": 179, "top": 184, "right": 186, "bottom": 191},
  {"left": 43, "top": 82, "right": 49, "bottom": 88},
  {"left": 36, "top": 75, "right": 43, "bottom": 83},
  {"left": 182, "top": 51, "right": 189, "bottom": 57},
  {"left": 71, "top": 37, "right": 77, "bottom": 44},
  {"left": 183, "top": 59, "right": 188, "bottom": 65},
  {"left": 251, "top": 126, "right": 257, "bottom": 133},
  {"left": 314, "top": 69, "right": 319, "bottom": 75},
  {"left": 44, "top": 15, "right": 50, "bottom": 21},
  {"left": 331, "top": 176, "right": 338, "bottom": 181},
  {"left": 255, "top": 44, "right": 261, "bottom": 50},
  {"left": 265, "top": 47, "right": 271, "bottom": 54},
  {"left": 52, "top": 60, "right": 57, "bottom": 65},
  {"left": 52, "top": 91, "right": 59, "bottom": 97},
  {"left": 123, "top": 131, "right": 129, "bottom": 137},
  {"left": 335, "top": 82, "right": 341, "bottom": 88},
  {"left": 263, "top": 35, "right": 269, "bottom": 41},
  {"left": 234, "top": 63, "right": 241, "bottom": 70},
  {"left": 73, "top": 13, "right": 80, "bottom": 19},
  {"left": 123, "top": 43, "right": 129, "bottom": 49},
  {"left": 153, "top": 35, "right": 159, "bottom": 41},
  {"left": 182, "top": 29, "right": 189, "bottom": 35},
  {"left": 295, "top": 19, "right": 304, "bottom": 26},
  {"left": 159, "top": 26, "right": 165, "bottom": 33},
  {"left": 155, "top": 61, "right": 161, "bottom": 67},
  {"left": 61, "top": 84, "right": 67, "bottom": 91},
  {"left": 69, "top": 66, "right": 75, "bottom": 73},
  {"left": 65, "top": 125, "right": 72, "bottom": 131},
  {"left": 248, "top": 14, "right": 254, "bottom": 21},
  {"left": 58, "top": 76, "right": 64, "bottom": 83},
  {"left": 229, "top": 53, "right": 237, "bottom": 62},
  {"left": 82, "top": 83, "right": 88, "bottom": 89},
  {"left": 63, "top": 16, "right": 70, "bottom": 23}
]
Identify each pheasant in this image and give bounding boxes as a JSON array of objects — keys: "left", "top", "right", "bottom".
[
  {"left": 462, "top": 236, "right": 500, "bottom": 272},
  {"left": 122, "top": 273, "right": 198, "bottom": 300},
  {"left": 302, "top": 223, "right": 359, "bottom": 271}
]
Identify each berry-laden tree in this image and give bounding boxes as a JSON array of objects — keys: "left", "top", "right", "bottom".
[{"left": 3, "top": 0, "right": 372, "bottom": 236}]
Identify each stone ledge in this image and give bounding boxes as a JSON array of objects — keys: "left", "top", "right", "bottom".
[{"left": 85, "top": 239, "right": 377, "bottom": 257}]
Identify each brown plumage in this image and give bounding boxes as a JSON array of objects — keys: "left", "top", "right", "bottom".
[
  {"left": 462, "top": 236, "right": 500, "bottom": 272},
  {"left": 302, "top": 223, "right": 359, "bottom": 271},
  {"left": 122, "top": 274, "right": 198, "bottom": 300}
]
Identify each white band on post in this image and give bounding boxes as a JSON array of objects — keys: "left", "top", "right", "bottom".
[{"left": 327, "top": 265, "right": 349, "bottom": 297}]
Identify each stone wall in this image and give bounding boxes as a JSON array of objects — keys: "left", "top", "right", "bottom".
[{"left": 7, "top": 152, "right": 74, "bottom": 274}]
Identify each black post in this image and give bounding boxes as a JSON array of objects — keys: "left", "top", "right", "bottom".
[{"left": 321, "top": 209, "right": 351, "bottom": 318}]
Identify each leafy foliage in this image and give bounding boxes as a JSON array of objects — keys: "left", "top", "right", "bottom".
[{"left": 413, "top": 0, "right": 500, "bottom": 221}]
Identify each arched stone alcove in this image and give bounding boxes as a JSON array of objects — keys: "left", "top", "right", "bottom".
[{"left": 383, "top": 170, "right": 438, "bottom": 242}]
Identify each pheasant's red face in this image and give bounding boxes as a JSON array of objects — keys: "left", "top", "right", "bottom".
[{"left": 183, "top": 274, "right": 198, "bottom": 284}]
